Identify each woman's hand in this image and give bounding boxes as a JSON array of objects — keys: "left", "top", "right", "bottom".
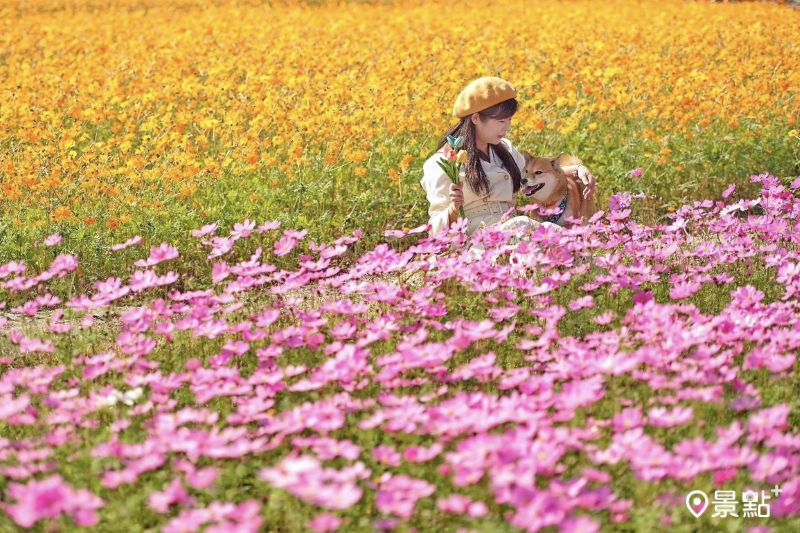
[
  {"left": 447, "top": 183, "right": 465, "bottom": 223},
  {"left": 449, "top": 182, "right": 464, "bottom": 210},
  {"left": 576, "top": 165, "right": 596, "bottom": 200}
]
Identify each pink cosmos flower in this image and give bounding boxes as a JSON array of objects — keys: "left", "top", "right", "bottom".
[
  {"left": 11, "top": 300, "right": 39, "bottom": 316},
  {"left": 5, "top": 475, "right": 104, "bottom": 528},
  {"left": 509, "top": 491, "right": 565, "bottom": 532},
  {"left": 374, "top": 445, "right": 402, "bottom": 466},
  {"left": 191, "top": 223, "right": 219, "bottom": 237},
  {"left": 308, "top": 513, "right": 341, "bottom": 532},
  {"left": 49, "top": 254, "right": 79, "bottom": 275},
  {"left": 206, "top": 236, "right": 235, "bottom": 259},
  {"left": 467, "top": 501, "right": 487, "bottom": 517},
  {"left": 187, "top": 467, "right": 217, "bottom": 489},
  {"left": 648, "top": 406, "right": 694, "bottom": 427},
  {"left": 722, "top": 183, "right": 736, "bottom": 198},
  {"left": 713, "top": 468, "right": 738, "bottom": 486},
  {"left": 257, "top": 220, "right": 281, "bottom": 233},
  {"left": 0, "top": 394, "right": 31, "bottom": 420},
  {"left": 109, "top": 235, "right": 143, "bottom": 251},
  {"left": 129, "top": 270, "right": 159, "bottom": 292},
  {"left": 231, "top": 219, "right": 255, "bottom": 240},
  {"left": 613, "top": 408, "right": 644, "bottom": 432},
  {"left": 19, "top": 336, "right": 55, "bottom": 353},
  {"left": 730, "top": 285, "right": 765, "bottom": 308},
  {"left": 749, "top": 454, "right": 788, "bottom": 482},
  {"left": 162, "top": 512, "right": 207, "bottom": 533},
  {"left": 669, "top": 281, "right": 702, "bottom": 300},
  {"left": 274, "top": 236, "right": 298, "bottom": 257},
  {"left": 772, "top": 477, "right": 800, "bottom": 517},
  {"left": 259, "top": 456, "right": 366, "bottom": 510},
  {"left": 320, "top": 244, "right": 348, "bottom": 259},
  {"left": 568, "top": 296, "right": 594, "bottom": 311},
  {"left": 561, "top": 516, "right": 601, "bottom": 533},
  {"left": 135, "top": 243, "right": 179, "bottom": 267},
  {"left": 43, "top": 233, "right": 62, "bottom": 246},
  {"left": 402, "top": 443, "right": 443, "bottom": 463},
  {"left": 630, "top": 167, "right": 643, "bottom": 178},
  {"left": 437, "top": 494, "right": 482, "bottom": 515},
  {"left": 0, "top": 260, "right": 26, "bottom": 279},
  {"left": 284, "top": 228, "right": 308, "bottom": 240},
  {"left": 375, "top": 474, "right": 435, "bottom": 519},
  {"left": 303, "top": 437, "right": 361, "bottom": 461},
  {"left": 148, "top": 477, "right": 190, "bottom": 513},
  {"left": 748, "top": 404, "right": 790, "bottom": 443},
  {"left": 593, "top": 310, "right": 615, "bottom": 325}
]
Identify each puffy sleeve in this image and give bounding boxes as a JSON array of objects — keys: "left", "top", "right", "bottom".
[{"left": 420, "top": 154, "right": 452, "bottom": 235}]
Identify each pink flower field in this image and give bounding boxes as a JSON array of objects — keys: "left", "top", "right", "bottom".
[{"left": 3, "top": 174, "right": 800, "bottom": 532}]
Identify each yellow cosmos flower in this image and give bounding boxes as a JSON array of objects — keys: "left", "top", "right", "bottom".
[{"left": 0, "top": 0, "right": 796, "bottom": 224}]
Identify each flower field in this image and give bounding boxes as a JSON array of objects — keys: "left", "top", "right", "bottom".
[
  {"left": 1, "top": 0, "right": 799, "bottom": 269},
  {"left": 5, "top": 176, "right": 800, "bottom": 533},
  {"left": 2, "top": 0, "right": 800, "bottom": 531}
]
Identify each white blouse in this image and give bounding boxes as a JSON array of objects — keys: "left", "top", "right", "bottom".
[{"left": 420, "top": 137, "right": 527, "bottom": 235}]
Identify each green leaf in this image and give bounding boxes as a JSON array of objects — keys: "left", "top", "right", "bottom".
[{"left": 436, "top": 160, "right": 454, "bottom": 180}]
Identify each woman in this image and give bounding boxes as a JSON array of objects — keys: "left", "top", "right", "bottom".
[{"left": 420, "top": 76, "right": 596, "bottom": 237}]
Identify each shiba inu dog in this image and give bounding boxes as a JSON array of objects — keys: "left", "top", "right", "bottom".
[{"left": 521, "top": 152, "right": 598, "bottom": 225}]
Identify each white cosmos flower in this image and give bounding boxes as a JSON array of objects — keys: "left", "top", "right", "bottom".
[{"left": 98, "top": 387, "right": 144, "bottom": 408}]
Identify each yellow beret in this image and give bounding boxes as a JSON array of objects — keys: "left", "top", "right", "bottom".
[{"left": 453, "top": 77, "right": 517, "bottom": 118}]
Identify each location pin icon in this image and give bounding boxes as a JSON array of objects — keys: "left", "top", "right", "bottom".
[{"left": 686, "top": 490, "right": 709, "bottom": 518}]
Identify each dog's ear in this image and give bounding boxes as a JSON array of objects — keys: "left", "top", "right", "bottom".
[
  {"left": 552, "top": 153, "right": 566, "bottom": 168},
  {"left": 523, "top": 151, "right": 532, "bottom": 166}
]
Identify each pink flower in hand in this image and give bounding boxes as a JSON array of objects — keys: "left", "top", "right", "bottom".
[{"left": 444, "top": 143, "right": 457, "bottom": 162}]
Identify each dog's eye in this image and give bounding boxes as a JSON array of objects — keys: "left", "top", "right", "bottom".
[{"left": 534, "top": 170, "right": 543, "bottom": 175}]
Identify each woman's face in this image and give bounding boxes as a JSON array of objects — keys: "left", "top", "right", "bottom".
[{"left": 472, "top": 114, "right": 512, "bottom": 146}]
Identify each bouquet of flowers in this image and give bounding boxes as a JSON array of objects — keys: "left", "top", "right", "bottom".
[{"left": 437, "top": 135, "right": 468, "bottom": 219}]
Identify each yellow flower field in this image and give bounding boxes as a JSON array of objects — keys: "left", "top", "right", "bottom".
[{"left": 0, "top": 0, "right": 798, "bottom": 268}]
